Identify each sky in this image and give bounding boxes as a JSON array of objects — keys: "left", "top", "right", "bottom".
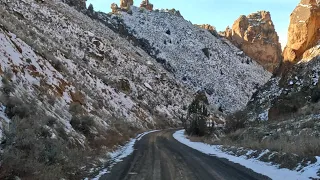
[{"left": 86, "top": 0, "right": 300, "bottom": 48}]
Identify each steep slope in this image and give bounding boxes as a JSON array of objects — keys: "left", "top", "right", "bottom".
[
  {"left": 108, "top": 6, "right": 272, "bottom": 113},
  {"left": 0, "top": 0, "right": 194, "bottom": 128},
  {"left": 228, "top": 56, "right": 320, "bottom": 172},
  {"left": 196, "top": 24, "right": 219, "bottom": 37},
  {"left": 222, "top": 0, "right": 320, "bottom": 174},
  {"left": 245, "top": 0, "right": 320, "bottom": 122},
  {"left": 224, "top": 11, "right": 282, "bottom": 73},
  {"left": 243, "top": 57, "right": 320, "bottom": 122},
  {"left": 0, "top": 0, "right": 193, "bottom": 178}
]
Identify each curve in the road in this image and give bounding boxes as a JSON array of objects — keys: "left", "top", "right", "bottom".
[{"left": 101, "top": 130, "right": 270, "bottom": 180}]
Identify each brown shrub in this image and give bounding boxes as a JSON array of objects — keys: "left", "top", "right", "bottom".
[
  {"left": 222, "top": 133, "right": 320, "bottom": 157},
  {"left": 225, "top": 110, "right": 247, "bottom": 133}
]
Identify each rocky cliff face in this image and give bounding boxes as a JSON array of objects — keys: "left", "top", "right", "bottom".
[
  {"left": 240, "top": 0, "right": 320, "bottom": 123},
  {"left": 238, "top": 0, "right": 320, "bottom": 125},
  {"left": 226, "top": 4, "right": 320, "bottom": 169},
  {"left": 107, "top": 6, "right": 271, "bottom": 113},
  {"left": 283, "top": 0, "right": 320, "bottom": 63},
  {"left": 224, "top": 11, "right": 282, "bottom": 73}
]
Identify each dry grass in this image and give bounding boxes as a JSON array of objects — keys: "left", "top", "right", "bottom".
[
  {"left": 187, "top": 133, "right": 220, "bottom": 145},
  {"left": 0, "top": 91, "right": 141, "bottom": 179},
  {"left": 221, "top": 130, "right": 320, "bottom": 157},
  {"left": 188, "top": 126, "right": 320, "bottom": 158}
]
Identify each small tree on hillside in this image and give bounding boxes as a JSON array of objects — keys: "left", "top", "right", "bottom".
[
  {"left": 186, "top": 91, "right": 209, "bottom": 136},
  {"left": 88, "top": 4, "right": 94, "bottom": 14}
]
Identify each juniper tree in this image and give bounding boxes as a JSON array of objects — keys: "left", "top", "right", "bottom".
[{"left": 186, "top": 91, "right": 209, "bottom": 136}]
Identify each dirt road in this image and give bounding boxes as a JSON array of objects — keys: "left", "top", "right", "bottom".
[{"left": 100, "top": 130, "right": 270, "bottom": 180}]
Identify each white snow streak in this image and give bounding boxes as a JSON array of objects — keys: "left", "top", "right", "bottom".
[
  {"left": 91, "top": 130, "right": 159, "bottom": 180},
  {"left": 173, "top": 130, "right": 320, "bottom": 180}
]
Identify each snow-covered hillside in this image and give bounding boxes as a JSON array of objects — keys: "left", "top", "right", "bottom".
[
  {"left": 0, "top": 2, "right": 196, "bottom": 176},
  {"left": 245, "top": 56, "right": 320, "bottom": 122},
  {"left": 0, "top": 0, "right": 196, "bottom": 177},
  {"left": 0, "top": 0, "right": 194, "bottom": 133},
  {"left": 108, "top": 7, "right": 272, "bottom": 113}
]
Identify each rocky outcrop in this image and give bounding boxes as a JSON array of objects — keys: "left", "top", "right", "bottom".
[
  {"left": 197, "top": 24, "right": 216, "bottom": 32},
  {"left": 283, "top": 0, "right": 320, "bottom": 63},
  {"left": 164, "top": 8, "right": 183, "bottom": 18},
  {"left": 120, "top": 0, "right": 133, "bottom": 10},
  {"left": 196, "top": 24, "right": 218, "bottom": 37},
  {"left": 224, "top": 11, "right": 282, "bottom": 73},
  {"left": 111, "top": 3, "right": 119, "bottom": 13},
  {"left": 140, "top": 0, "right": 153, "bottom": 11}
]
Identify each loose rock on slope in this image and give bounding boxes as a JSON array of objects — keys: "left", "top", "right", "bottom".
[{"left": 108, "top": 6, "right": 271, "bottom": 113}]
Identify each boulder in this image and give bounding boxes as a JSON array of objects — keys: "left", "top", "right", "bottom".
[
  {"left": 283, "top": 0, "right": 320, "bottom": 63},
  {"left": 224, "top": 11, "right": 282, "bottom": 73}
]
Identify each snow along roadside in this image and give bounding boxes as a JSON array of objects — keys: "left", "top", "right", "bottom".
[
  {"left": 173, "top": 130, "right": 320, "bottom": 180},
  {"left": 91, "top": 130, "right": 160, "bottom": 180}
]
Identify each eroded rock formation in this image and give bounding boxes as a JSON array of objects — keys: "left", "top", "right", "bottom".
[
  {"left": 224, "top": 11, "right": 282, "bottom": 73},
  {"left": 283, "top": 0, "right": 320, "bottom": 63},
  {"left": 120, "top": 0, "right": 133, "bottom": 10},
  {"left": 140, "top": 0, "right": 153, "bottom": 11},
  {"left": 111, "top": 3, "right": 119, "bottom": 13}
]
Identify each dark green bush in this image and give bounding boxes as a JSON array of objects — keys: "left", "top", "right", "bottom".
[
  {"left": 0, "top": 96, "right": 89, "bottom": 179},
  {"left": 69, "top": 102, "right": 85, "bottom": 115},
  {"left": 188, "top": 117, "right": 207, "bottom": 136},
  {"left": 1, "top": 96, "right": 31, "bottom": 119},
  {"left": 311, "top": 88, "right": 320, "bottom": 103},
  {"left": 70, "top": 115, "right": 95, "bottom": 136},
  {"left": 185, "top": 92, "right": 209, "bottom": 136}
]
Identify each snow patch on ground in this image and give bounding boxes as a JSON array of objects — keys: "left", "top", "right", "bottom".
[
  {"left": 91, "top": 130, "right": 160, "bottom": 180},
  {"left": 173, "top": 130, "right": 320, "bottom": 180},
  {"left": 258, "top": 109, "right": 269, "bottom": 121}
]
